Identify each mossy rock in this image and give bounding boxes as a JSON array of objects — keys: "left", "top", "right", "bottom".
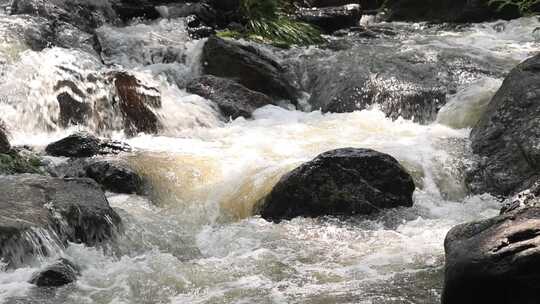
[{"left": 0, "top": 152, "right": 44, "bottom": 175}]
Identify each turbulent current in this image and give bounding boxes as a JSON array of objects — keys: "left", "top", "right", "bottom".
[{"left": 1, "top": 6, "right": 540, "bottom": 303}]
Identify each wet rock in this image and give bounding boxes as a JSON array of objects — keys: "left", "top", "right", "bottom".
[
  {"left": 56, "top": 92, "right": 92, "bottom": 128},
  {"left": 45, "top": 133, "right": 131, "bottom": 158},
  {"left": 10, "top": 0, "right": 117, "bottom": 33},
  {"left": 299, "top": 0, "right": 361, "bottom": 7},
  {"left": 501, "top": 180, "right": 540, "bottom": 214},
  {"left": 385, "top": 0, "right": 521, "bottom": 23},
  {"left": 113, "top": 72, "right": 162, "bottom": 136},
  {"left": 259, "top": 148, "right": 415, "bottom": 222},
  {"left": 0, "top": 174, "right": 121, "bottom": 267},
  {"left": 156, "top": 2, "right": 216, "bottom": 25},
  {"left": 296, "top": 4, "right": 361, "bottom": 33},
  {"left": 467, "top": 54, "right": 540, "bottom": 196},
  {"left": 0, "top": 149, "right": 44, "bottom": 175},
  {"left": 110, "top": 0, "right": 180, "bottom": 21},
  {"left": 0, "top": 119, "right": 10, "bottom": 153},
  {"left": 297, "top": 46, "right": 448, "bottom": 123},
  {"left": 30, "top": 258, "right": 80, "bottom": 287},
  {"left": 442, "top": 207, "right": 540, "bottom": 304},
  {"left": 202, "top": 36, "right": 301, "bottom": 103},
  {"left": 50, "top": 158, "right": 143, "bottom": 195},
  {"left": 187, "top": 75, "right": 275, "bottom": 119}
]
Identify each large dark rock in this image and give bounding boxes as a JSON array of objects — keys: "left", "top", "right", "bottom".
[
  {"left": 187, "top": 75, "right": 275, "bottom": 119},
  {"left": 113, "top": 72, "right": 162, "bottom": 136},
  {"left": 10, "top": 0, "right": 117, "bottom": 33},
  {"left": 442, "top": 207, "right": 540, "bottom": 304},
  {"left": 55, "top": 81, "right": 93, "bottom": 128},
  {"left": 259, "top": 148, "right": 415, "bottom": 222},
  {"left": 467, "top": 54, "right": 540, "bottom": 196},
  {"left": 50, "top": 158, "right": 143, "bottom": 195},
  {"left": 296, "top": 4, "right": 361, "bottom": 33},
  {"left": 385, "top": 0, "right": 521, "bottom": 23},
  {"left": 0, "top": 120, "right": 10, "bottom": 154},
  {"left": 202, "top": 36, "right": 301, "bottom": 103},
  {"left": 45, "top": 133, "right": 131, "bottom": 158},
  {"left": 0, "top": 174, "right": 121, "bottom": 267},
  {"left": 30, "top": 258, "right": 80, "bottom": 287}
]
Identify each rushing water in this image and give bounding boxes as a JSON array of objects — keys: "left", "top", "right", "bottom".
[{"left": 0, "top": 11, "right": 539, "bottom": 304}]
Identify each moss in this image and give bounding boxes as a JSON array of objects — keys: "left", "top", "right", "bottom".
[
  {"left": 0, "top": 152, "right": 44, "bottom": 175},
  {"left": 488, "top": 0, "right": 540, "bottom": 15}
]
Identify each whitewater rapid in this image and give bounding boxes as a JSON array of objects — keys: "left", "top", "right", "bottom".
[{"left": 0, "top": 12, "right": 539, "bottom": 304}]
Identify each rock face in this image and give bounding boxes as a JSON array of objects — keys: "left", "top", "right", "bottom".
[
  {"left": 113, "top": 72, "right": 162, "bottom": 136},
  {"left": 442, "top": 207, "right": 540, "bottom": 304},
  {"left": 50, "top": 158, "right": 143, "bottom": 195},
  {"left": 45, "top": 133, "right": 131, "bottom": 158},
  {"left": 0, "top": 120, "right": 10, "bottom": 153},
  {"left": 467, "top": 54, "right": 540, "bottom": 196},
  {"left": 296, "top": 4, "right": 361, "bottom": 33},
  {"left": 259, "top": 148, "right": 415, "bottom": 222},
  {"left": 0, "top": 174, "right": 121, "bottom": 267},
  {"left": 202, "top": 36, "right": 301, "bottom": 103},
  {"left": 385, "top": 0, "right": 521, "bottom": 22},
  {"left": 187, "top": 75, "right": 275, "bottom": 119},
  {"left": 30, "top": 258, "right": 80, "bottom": 287}
]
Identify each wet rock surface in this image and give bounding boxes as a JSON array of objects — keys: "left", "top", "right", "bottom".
[
  {"left": 443, "top": 207, "right": 540, "bottom": 304},
  {"left": 30, "top": 258, "right": 80, "bottom": 287},
  {"left": 187, "top": 75, "right": 275, "bottom": 119},
  {"left": 0, "top": 119, "right": 10, "bottom": 153},
  {"left": 260, "top": 148, "right": 415, "bottom": 222},
  {"left": 45, "top": 133, "right": 131, "bottom": 158},
  {"left": 50, "top": 158, "right": 143, "bottom": 195},
  {"left": 468, "top": 54, "right": 540, "bottom": 196},
  {"left": 113, "top": 72, "right": 162, "bottom": 136},
  {"left": 202, "top": 36, "right": 301, "bottom": 103},
  {"left": 296, "top": 4, "right": 361, "bottom": 33},
  {"left": 0, "top": 174, "right": 121, "bottom": 267}
]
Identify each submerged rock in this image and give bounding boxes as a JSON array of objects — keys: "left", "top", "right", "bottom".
[
  {"left": 443, "top": 207, "right": 540, "bottom": 304},
  {"left": 202, "top": 36, "right": 301, "bottom": 103},
  {"left": 45, "top": 133, "right": 131, "bottom": 158},
  {"left": 50, "top": 158, "right": 143, "bottom": 195},
  {"left": 259, "top": 148, "right": 415, "bottom": 222},
  {"left": 113, "top": 72, "right": 162, "bottom": 136},
  {"left": 467, "top": 54, "right": 540, "bottom": 196},
  {"left": 30, "top": 258, "right": 80, "bottom": 287},
  {"left": 296, "top": 4, "right": 361, "bottom": 33},
  {"left": 0, "top": 174, "right": 121, "bottom": 267},
  {"left": 187, "top": 75, "right": 275, "bottom": 119}
]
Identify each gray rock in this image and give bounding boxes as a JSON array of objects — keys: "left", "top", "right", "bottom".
[
  {"left": 468, "top": 54, "right": 540, "bottom": 196},
  {"left": 443, "top": 207, "right": 540, "bottom": 304},
  {"left": 259, "top": 148, "right": 415, "bottom": 222},
  {"left": 45, "top": 133, "right": 131, "bottom": 158},
  {"left": 0, "top": 119, "right": 10, "bottom": 153},
  {"left": 0, "top": 174, "right": 121, "bottom": 267},
  {"left": 296, "top": 4, "right": 361, "bottom": 33},
  {"left": 186, "top": 75, "right": 275, "bottom": 119}
]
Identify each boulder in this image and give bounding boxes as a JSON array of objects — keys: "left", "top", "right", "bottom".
[
  {"left": 56, "top": 91, "right": 92, "bottom": 128},
  {"left": 467, "top": 54, "right": 540, "bottom": 196},
  {"left": 45, "top": 133, "right": 131, "bottom": 158},
  {"left": 296, "top": 4, "right": 361, "bottom": 33},
  {"left": 384, "top": 0, "right": 521, "bottom": 23},
  {"left": 501, "top": 180, "right": 540, "bottom": 214},
  {"left": 0, "top": 120, "right": 10, "bottom": 153},
  {"left": 186, "top": 75, "right": 275, "bottom": 119},
  {"left": 30, "top": 258, "right": 80, "bottom": 287},
  {"left": 259, "top": 148, "right": 415, "bottom": 222},
  {"left": 113, "top": 72, "right": 162, "bottom": 136},
  {"left": 442, "top": 207, "right": 540, "bottom": 304},
  {"left": 10, "top": 0, "right": 117, "bottom": 33},
  {"left": 156, "top": 2, "right": 216, "bottom": 25},
  {"left": 202, "top": 36, "right": 301, "bottom": 103},
  {"left": 50, "top": 158, "right": 143, "bottom": 194},
  {"left": 0, "top": 174, "right": 121, "bottom": 267}
]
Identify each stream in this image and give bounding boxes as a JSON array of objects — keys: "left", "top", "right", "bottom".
[{"left": 1, "top": 6, "right": 539, "bottom": 304}]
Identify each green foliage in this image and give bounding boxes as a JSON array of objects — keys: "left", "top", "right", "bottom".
[
  {"left": 0, "top": 152, "right": 43, "bottom": 175},
  {"left": 219, "top": 0, "right": 324, "bottom": 47},
  {"left": 488, "top": 0, "right": 540, "bottom": 15}
]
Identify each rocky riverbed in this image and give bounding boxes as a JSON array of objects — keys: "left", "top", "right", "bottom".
[{"left": 0, "top": 0, "right": 539, "bottom": 303}]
